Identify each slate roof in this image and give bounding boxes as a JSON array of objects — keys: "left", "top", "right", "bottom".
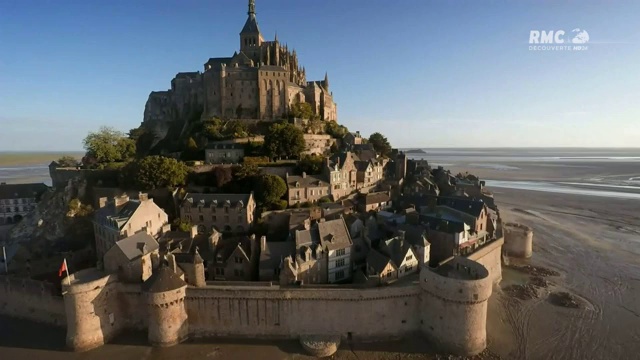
[
  {"left": 113, "top": 232, "right": 159, "bottom": 261},
  {"left": 142, "top": 266, "right": 187, "bottom": 293},
  {"left": 421, "top": 214, "right": 466, "bottom": 234},
  {"left": 94, "top": 199, "right": 141, "bottom": 230},
  {"left": 356, "top": 150, "right": 378, "bottom": 162},
  {"left": 0, "top": 183, "right": 49, "bottom": 200},
  {"left": 205, "top": 57, "right": 232, "bottom": 68},
  {"left": 183, "top": 193, "right": 252, "bottom": 208},
  {"left": 364, "top": 192, "right": 390, "bottom": 205},
  {"left": 286, "top": 174, "right": 328, "bottom": 188},
  {"left": 367, "top": 249, "right": 393, "bottom": 275},
  {"left": 437, "top": 198, "right": 485, "bottom": 218},
  {"left": 241, "top": 14, "right": 261, "bottom": 34},
  {"left": 329, "top": 152, "right": 358, "bottom": 169},
  {"left": 206, "top": 143, "right": 245, "bottom": 150},
  {"left": 260, "top": 240, "right": 295, "bottom": 271},
  {"left": 295, "top": 217, "right": 352, "bottom": 251},
  {"left": 396, "top": 224, "right": 430, "bottom": 248},
  {"left": 353, "top": 144, "right": 375, "bottom": 152},
  {"left": 214, "top": 237, "right": 252, "bottom": 264},
  {"left": 382, "top": 236, "right": 413, "bottom": 267}
]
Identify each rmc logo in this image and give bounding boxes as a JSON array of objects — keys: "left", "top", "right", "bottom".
[{"left": 529, "top": 29, "right": 589, "bottom": 51}]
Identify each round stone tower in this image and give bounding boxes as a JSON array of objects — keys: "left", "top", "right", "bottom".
[
  {"left": 503, "top": 222, "right": 533, "bottom": 258},
  {"left": 62, "top": 268, "right": 121, "bottom": 352},
  {"left": 420, "top": 257, "right": 493, "bottom": 356},
  {"left": 142, "top": 266, "right": 189, "bottom": 347}
]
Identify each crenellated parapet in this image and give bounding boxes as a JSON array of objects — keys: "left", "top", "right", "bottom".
[
  {"left": 420, "top": 257, "right": 493, "bottom": 356},
  {"left": 143, "top": 266, "right": 189, "bottom": 347}
]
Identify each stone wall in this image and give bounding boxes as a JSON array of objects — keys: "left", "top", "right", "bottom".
[
  {"left": 467, "top": 237, "right": 504, "bottom": 285},
  {"left": 503, "top": 223, "right": 533, "bottom": 258},
  {"left": 185, "top": 283, "right": 421, "bottom": 341},
  {"left": 0, "top": 276, "right": 66, "bottom": 326},
  {"left": 50, "top": 168, "right": 120, "bottom": 189},
  {"left": 420, "top": 257, "right": 493, "bottom": 356}
]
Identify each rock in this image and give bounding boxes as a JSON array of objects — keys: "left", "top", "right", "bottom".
[
  {"left": 300, "top": 335, "right": 340, "bottom": 358},
  {"left": 549, "top": 291, "right": 582, "bottom": 308}
]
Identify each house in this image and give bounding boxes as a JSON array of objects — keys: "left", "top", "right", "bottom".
[
  {"left": 103, "top": 232, "right": 160, "bottom": 283},
  {"left": 205, "top": 142, "right": 245, "bottom": 164},
  {"left": 285, "top": 172, "right": 330, "bottom": 206},
  {"left": 342, "top": 131, "right": 363, "bottom": 150},
  {"left": 436, "top": 197, "right": 489, "bottom": 234},
  {"left": 258, "top": 236, "right": 295, "bottom": 282},
  {"left": 180, "top": 192, "right": 256, "bottom": 234},
  {"left": 421, "top": 214, "right": 471, "bottom": 264},
  {"left": 0, "top": 182, "right": 49, "bottom": 225},
  {"left": 323, "top": 152, "right": 358, "bottom": 200},
  {"left": 355, "top": 158, "right": 386, "bottom": 190},
  {"left": 395, "top": 224, "right": 431, "bottom": 267},
  {"left": 358, "top": 191, "right": 392, "bottom": 213},
  {"left": 283, "top": 217, "right": 353, "bottom": 284},
  {"left": 366, "top": 249, "right": 397, "bottom": 285},
  {"left": 93, "top": 193, "right": 169, "bottom": 261},
  {"left": 353, "top": 143, "right": 377, "bottom": 162},
  {"left": 379, "top": 232, "right": 419, "bottom": 278},
  {"left": 209, "top": 234, "right": 256, "bottom": 281}
]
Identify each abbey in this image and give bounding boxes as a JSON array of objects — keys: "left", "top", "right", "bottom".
[{"left": 144, "top": 0, "right": 337, "bottom": 126}]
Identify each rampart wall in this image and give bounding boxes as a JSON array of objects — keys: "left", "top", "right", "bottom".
[
  {"left": 467, "top": 237, "right": 503, "bottom": 284},
  {"left": 185, "top": 283, "right": 421, "bottom": 341},
  {"left": 50, "top": 168, "right": 120, "bottom": 189},
  {"left": 0, "top": 276, "right": 66, "bottom": 326}
]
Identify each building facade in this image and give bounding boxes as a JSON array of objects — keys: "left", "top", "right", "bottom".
[
  {"left": 93, "top": 194, "right": 169, "bottom": 261},
  {"left": 285, "top": 172, "right": 330, "bottom": 206},
  {"left": 0, "top": 183, "right": 48, "bottom": 225},
  {"left": 205, "top": 143, "right": 245, "bottom": 164},
  {"left": 180, "top": 193, "right": 256, "bottom": 234}
]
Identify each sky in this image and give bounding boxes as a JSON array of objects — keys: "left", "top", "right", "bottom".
[{"left": 1, "top": 0, "right": 639, "bottom": 151}]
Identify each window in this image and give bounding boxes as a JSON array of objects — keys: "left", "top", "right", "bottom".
[
  {"left": 336, "top": 248, "right": 346, "bottom": 256},
  {"left": 406, "top": 265, "right": 413, "bottom": 272},
  {"left": 215, "top": 267, "right": 224, "bottom": 275},
  {"left": 235, "top": 256, "right": 243, "bottom": 264},
  {"left": 336, "top": 259, "right": 345, "bottom": 267},
  {"left": 199, "top": 215, "right": 204, "bottom": 222},
  {"left": 406, "top": 254, "right": 413, "bottom": 261},
  {"left": 335, "top": 270, "right": 345, "bottom": 280}
]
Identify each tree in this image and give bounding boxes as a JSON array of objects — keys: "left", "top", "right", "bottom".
[
  {"left": 57, "top": 155, "right": 78, "bottom": 168},
  {"left": 224, "top": 120, "right": 249, "bottom": 139},
  {"left": 173, "top": 218, "right": 192, "bottom": 232},
  {"left": 297, "top": 154, "right": 325, "bottom": 175},
  {"left": 325, "top": 121, "right": 349, "bottom": 138},
  {"left": 255, "top": 174, "right": 287, "bottom": 205},
  {"left": 120, "top": 156, "right": 189, "bottom": 190},
  {"left": 368, "top": 132, "right": 392, "bottom": 157},
  {"left": 223, "top": 164, "right": 263, "bottom": 193},
  {"left": 203, "top": 118, "right": 224, "bottom": 140},
  {"left": 83, "top": 126, "right": 136, "bottom": 164},
  {"left": 289, "top": 102, "right": 314, "bottom": 120},
  {"left": 263, "top": 122, "right": 305, "bottom": 160}
]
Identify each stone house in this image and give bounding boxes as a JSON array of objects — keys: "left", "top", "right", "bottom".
[
  {"left": 283, "top": 217, "right": 353, "bottom": 284},
  {"left": 366, "top": 249, "right": 397, "bottom": 285},
  {"left": 209, "top": 234, "right": 256, "bottom": 281},
  {"left": 342, "top": 131, "right": 363, "bottom": 150},
  {"left": 285, "top": 172, "right": 330, "bottom": 206},
  {"left": 355, "top": 157, "right": 387, "bottom": 190},
  {"left": 103, "top": 232, "right": 160, "bottom": 283},
  {"left": 205, "top": 143, "right": 245, "bottom": 164},
  {"left": 180, "top": 192, "right": 255, "bottom": 234},
  {"left": 421, "top": 215, "right": 471, "bottom": 264},
  {"left": 0, "top": 182, "right": 48, "bottom": 225},
  {"left": 93, "top": 194, "right": 169, "bottom": 261},
  {"left": 324, "top": 152, "right": 358, "bottom": 201},
  {"left": 357, "top": 191, "right": 392, "bottom": 213},
  {"left": 379, "top": 232, "right": 419, "bottom": 278},
  {"left": 258, "top": 236, "right": 295, "bottom": 281},
  {"left": 436, "top": 198, "right": 489, "bottom": 234}
]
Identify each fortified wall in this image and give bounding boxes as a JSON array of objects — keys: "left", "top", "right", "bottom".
[
  {"left": 56, "top": 238, "right": 501, "bottom": 356},
  {"left": 503, "top": 222, "right": 533, "bottom": 258},
  {"left": 0, "top": 276, "right": 66, "bottom": 326}
]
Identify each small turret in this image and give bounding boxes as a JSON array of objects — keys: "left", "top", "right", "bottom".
[
  {"left": 323, "top": 72, "right": 330, "bottom": 91},
  {"left": 143, "top": 266, "right": 189, "bottom": 347}
]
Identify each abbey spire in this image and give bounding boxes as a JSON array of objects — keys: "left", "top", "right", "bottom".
[{"left": 240, "top": 0, "right": 262, "bottom": 52}]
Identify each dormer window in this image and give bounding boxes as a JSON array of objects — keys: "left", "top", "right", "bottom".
[{"left": 295, "top": 181, "right": 300, "bottom": 188}]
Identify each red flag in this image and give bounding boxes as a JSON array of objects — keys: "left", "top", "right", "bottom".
[{"left": 58, "top": 259, "right": 67, "bottom": 277}]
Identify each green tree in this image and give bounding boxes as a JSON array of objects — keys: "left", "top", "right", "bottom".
[
  {"left": 186, "top": 137, "right": 198, "bottom": 151},
  {"left": 289, "top": 102, "right": 314, "bottom": 120},
  {"left": 224, "top": 120, "right": 249, "bottom": 139},
  {"left": 263, "top": 122, "right": 305, "bottom": 160},
  {"left": 83, "top": 126, "right": 136, "bottom": 164},
  {"left": 173, "top": 218, "right": 192, "bottom": 232},
  {"left": 128, "top": 127, "right": 146, "bottom": 141},
  {"left": 57, "top": 155, "right": 78, "bottom": 168},
  {"left": 297, "top": 154, "right": 325, "bottom": 175},
  {"left": 120, "top": 156, "right": 189, "bottom": 190},
  {"left": 255, "top": 174, "right": 287, "bottom": 205},
  {"left": 203, "top": 118, "right": 224, "bottom": 140},
  {"left": 223, "top": 164, "right": 263, "bottom": 193},
  {"left": 368, "top": 132, "right": 392, "bottom": 157},
  {"left": 325, "top": 121, "right": 349, "bottom": 138}
]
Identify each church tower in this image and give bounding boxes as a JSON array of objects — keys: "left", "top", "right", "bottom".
[{"left": 240, "top": 0, "right": 263, "bottom": 54}]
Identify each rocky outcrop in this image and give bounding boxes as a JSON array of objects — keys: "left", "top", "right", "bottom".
[{"left": 4, "top": 177, "right": 94, "bottom": 273}]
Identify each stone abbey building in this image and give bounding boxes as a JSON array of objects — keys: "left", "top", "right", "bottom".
[{"left": 144, "top": 0, "right": 337, "bottom": 128}]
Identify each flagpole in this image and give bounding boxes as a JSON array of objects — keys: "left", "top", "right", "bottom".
[{"left": 64, "top": 258, "right": 71, "bottom": 285}]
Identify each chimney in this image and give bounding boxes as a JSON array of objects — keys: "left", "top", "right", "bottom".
[
  {"left": 137, "top": 242, "right": 147, "bottom": 255},
  {"left": 114, "top": 194, "right": 130, "bottom": 207},
  {"left": 302, "top": 172, "right": 306, "bottom": 178},
  {"left": 138, "top": 192, "right": 149, "bottom": 201},
  {"left": 166, "top": 253, "right": 177, "bottom": 273},
  {"left": 356, "top": 131, "right": 360, "bottom": 137},
  {"left": 190, "top": 225, "right": 198, "bottom": 239},
  {"left": 98, "top": 197, "right": 108, "bottom": 209},
  {"left": 260, "top": 235, "right": 267, "bottom": 252}
]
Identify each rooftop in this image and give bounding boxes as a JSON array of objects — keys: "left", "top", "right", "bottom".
[
  {"left": 0, "top": 183, "right": 49, "bottom": 200},
  {"left": 183, "top": 193, "right": 252, "bottom": 208},
  {"left": 112, "top": 232, "right": 159, "bottom": 261}
]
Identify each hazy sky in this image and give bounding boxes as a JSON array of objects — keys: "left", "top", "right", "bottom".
[{"left": 1, "top": 0, "right": 639, "bottom": 151}]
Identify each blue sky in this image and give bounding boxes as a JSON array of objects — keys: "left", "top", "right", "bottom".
[{"left": 1, "top": 0, "right": 639, "bottom": 151}]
